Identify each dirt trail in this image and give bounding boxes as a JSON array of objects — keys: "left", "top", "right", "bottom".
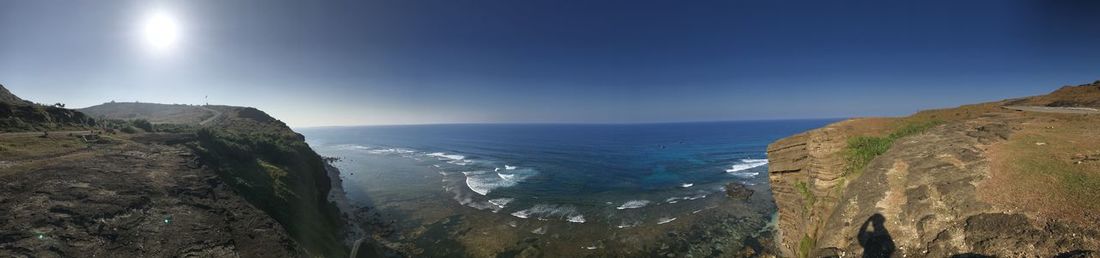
[
  {"left": 1003, "top": 105, "right": 1100, "bottom": 114},
  {"left": 198, "top": 106, "right": 223, "bottom": 126}
]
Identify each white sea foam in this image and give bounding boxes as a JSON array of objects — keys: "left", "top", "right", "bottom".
[
  {"left": 726, "top": 159, "right": 768, "bottom": 173},
  {"left": 731, "top": 172, "right": 759, "bottom": 178},
  {"left": 462, "top": 167, "right": 535, "bottom": 195},
  {"left": 665, "top": 194, "right": 707, "bottom": 204},
  {"left": 657, "top": 217, "right": 677, "bottom": 224},
  {"left": 532, "top": 226, "right": 547, "bottom": 235},
  {"left": 511, "top": 210, "right": 531, "bottom": 218},
  {"left": 488, "top": 198, "right": 515, "bottom": 209},
  {"left": 427, "top": 152, "right": 466, "bottom": 161},
  {"left": 365, "top": 148, "right": 415, "bottom": 155},
  {"left": 463, "top": 171, "right": 517, "bottom": 195},
  {"left": 510, "top": 204, "right": 585, "bottom": 223},
  {"left": 681, "top": 183, "right": 694, "bottom": 188},
  {"left": 616, "top": 200, "right": 651, "bottom": 210},
  {"left": 505, "top": 165, "right": 517, "bottom": 170}
]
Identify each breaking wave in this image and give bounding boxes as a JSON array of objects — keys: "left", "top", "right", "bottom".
[
  {"left": 657, "top": 217, "right": 677, "bottom": 224},
  {"left": 510, "top": 204, "right": 586, "bottom": 223},
  {"left": 616, "top": 200, "right": 651, "bottom": 210},
  {"left": 726, "top": 158, "right": 768, "bottom": 173}
]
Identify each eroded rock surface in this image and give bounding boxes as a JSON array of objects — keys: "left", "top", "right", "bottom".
[
  {"left": 0, "top": 134, "right": 299, "bottom": 257},
  {"left": 768, "top": 83, "right": 1100, "bottom": 257}
]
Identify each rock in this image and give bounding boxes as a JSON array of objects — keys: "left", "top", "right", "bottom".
[{"left": 724, "top": 183, "right": 753, "bottom": 201}]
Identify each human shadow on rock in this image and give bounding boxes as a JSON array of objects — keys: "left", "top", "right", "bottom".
[{"left": 857, "top": 213, "right": 895, "bottom": 258}]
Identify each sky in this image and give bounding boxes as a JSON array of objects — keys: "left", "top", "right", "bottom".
[{"left": 2, "top": 0, "right": 1100, "bottom": 127}]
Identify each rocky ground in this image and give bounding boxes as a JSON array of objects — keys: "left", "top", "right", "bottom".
[
  {"left": 768, "top": 82, "right": 1100, "bottom": 257},
  {"left": 0, "top": 132, "right": 301, "bottom": 257}
]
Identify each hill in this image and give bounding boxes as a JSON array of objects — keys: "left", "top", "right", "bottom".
[
  {"left": 0, "top": 84, "right": 95, "bottom": 132},
  {"left": 0, "top": 84, "right": 29, "bottom": 104},
  {"left": 80, "top": 102, "right": 218, "bottom": 125},
  {"left": 767, "top": 81, "right": 1100, "bottom": 257}
]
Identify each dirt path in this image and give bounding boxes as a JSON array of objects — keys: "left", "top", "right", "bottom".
[
  {"left": 1002, "top": 105, "right": 1100, "bottom": 114},
  {"left": 198, "top": 106, "right": 223, "bottom": 126}
]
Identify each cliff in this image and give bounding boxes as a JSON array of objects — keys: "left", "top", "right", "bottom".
[
  {"left": 768, "top": 81, "right": 1100, "bottom": 257},
  {"left": 2, "top": 90, "right": 347, "bottom": 257}
]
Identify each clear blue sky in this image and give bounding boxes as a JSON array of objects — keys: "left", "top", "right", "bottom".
[{"left": 2, "top": 0, "right": 1100, "bottom": 126}]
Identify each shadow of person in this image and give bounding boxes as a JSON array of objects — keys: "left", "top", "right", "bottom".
[{"left": 858, "top": 213, "right": 896, "bottom": 258}]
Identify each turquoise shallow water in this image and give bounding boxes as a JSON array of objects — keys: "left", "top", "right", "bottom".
[{"left": 299, "top": 120, "right": 837, "bottom": 255}]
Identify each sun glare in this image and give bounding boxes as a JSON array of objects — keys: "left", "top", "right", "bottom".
[{"left": 141, "top": 9, "right": 181, "bottom": 54}]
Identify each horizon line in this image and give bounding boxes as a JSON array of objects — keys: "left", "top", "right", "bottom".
[{"left": 291, "top": 117, "right": 853, "bottom": 130}]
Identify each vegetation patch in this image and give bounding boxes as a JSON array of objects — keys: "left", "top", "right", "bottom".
[
  {"left": 844, "top": 120, "right": 942, "bottom": 177},
  {"left": 0, "top": 101, "right": 96, "bottom": 132},
  {"left": 798, "top": 234, "right": 816, "bottom": 258},
  {"left": 794, "top": 180, "right": 817, "bottom": 212},
  {"left": 0, "top": 134, "right": 89, "bottom": 160}
]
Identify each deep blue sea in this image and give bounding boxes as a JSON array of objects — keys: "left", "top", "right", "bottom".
[{"left": 299, "top": 119, "right": 837, "bottom": 255}]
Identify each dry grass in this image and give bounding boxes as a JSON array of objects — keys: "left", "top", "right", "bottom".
[
  {"left": 0, "top": 134, "right": 88, "bottom": 160},
  {"left": 982, "top": 114, "right": 1100, "bottom": 223}
]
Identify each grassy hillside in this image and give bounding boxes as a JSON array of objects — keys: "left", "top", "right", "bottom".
[
  {"left": 80, "top": 102, "right": 216, "bottom": 124},
  {"left": 0, "top": 83, "right": 29, "bottom": 104},
  {"left": 0, "top": 84, "right": 95, "bottom": 132},
  {"left": 188, "top": 107, "right": 347, "bottom": 257}
]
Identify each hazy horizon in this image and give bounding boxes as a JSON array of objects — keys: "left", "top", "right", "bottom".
[{"left": 4, "top": 0, "right": 1100, "bottom": 127}]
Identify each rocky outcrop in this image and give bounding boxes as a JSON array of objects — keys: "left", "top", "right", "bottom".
[
  {"left": 768, "top": 83, "right": 1100, "bottom": 257},
  {"left": 767, "top": 119, "right": 872, "bottom": 257},
  {"left": 0, "top": 134, "right": 300, "bottom": 257},
  {"left": 1, "top": 87, "right": 348, "bottom": 257}
]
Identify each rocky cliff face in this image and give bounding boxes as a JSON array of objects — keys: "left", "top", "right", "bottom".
[
  {"left": 767, "top": 82, "right": 1100, "bottom": 257},
  {"left": 767, "top": 118, "right": 890, "bottom": 257}
]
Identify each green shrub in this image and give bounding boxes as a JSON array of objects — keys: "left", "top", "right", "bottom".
[
  {"left": 844, "top": 120, "right": 942, "bottom": 177},
  {"left": 131, "top": 119, "right": 154, "bottom": 132},
  {"left": 794, "top": 180, "right": 817, "bottom": 211},
  {"left": 120, "top": 126, "right": 138, "bottom": 134},
  {"left": 799, "top": 234, "right": 816, "bottom": 258}
]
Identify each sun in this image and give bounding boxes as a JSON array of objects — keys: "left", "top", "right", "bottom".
[{"left": 141, "top": 9, "right": 181, "bottom": 54}]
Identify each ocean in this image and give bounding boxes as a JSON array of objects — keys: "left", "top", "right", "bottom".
[{"left": 299, "top": 119, "right": 838, "bottom": 256}]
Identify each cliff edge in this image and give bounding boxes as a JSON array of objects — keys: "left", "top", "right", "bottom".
[
  {"left": 768, "top": 81, "right": 1100, "bottom": 257},
  {"left": 2, "top": 87, "right": 347, "bottom": 257}
]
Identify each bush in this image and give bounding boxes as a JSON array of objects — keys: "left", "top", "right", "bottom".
[
  {"left": 131, "top": 119, "right": 154, "bottom": 132},
  {"left": 120, "top": 126, "right": 138, "bottom": 134}
]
